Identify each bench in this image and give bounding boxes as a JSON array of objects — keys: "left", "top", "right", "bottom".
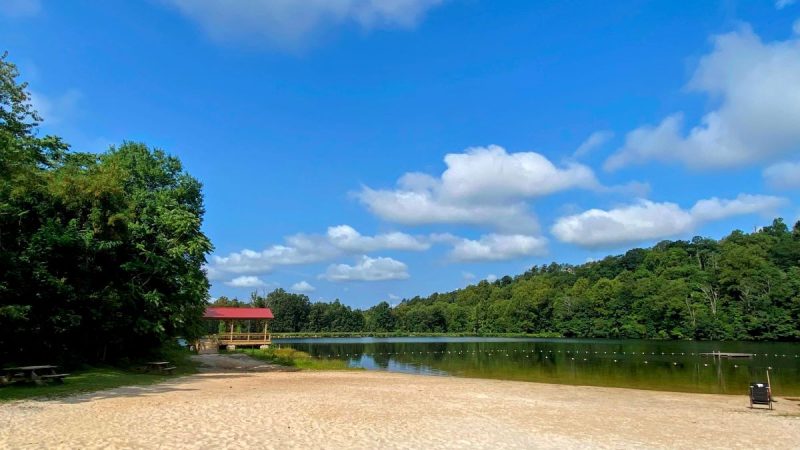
[
  {"left": 37, "top": 373, "right": 70, "bottom": 384},
  {"left": 143, "top": 361, "right": 176, "bottom": 374}
]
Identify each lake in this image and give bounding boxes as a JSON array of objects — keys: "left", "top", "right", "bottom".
[{"left": 275, "top": 337, "right": 800, "bottom": 395}]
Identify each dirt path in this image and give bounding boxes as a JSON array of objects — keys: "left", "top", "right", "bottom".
[
  {"left": 1, "top": 371, "right": 798, "bottom": 449},
  {"left": 190, "top": 353, "right": 296, "bottom": 372}
]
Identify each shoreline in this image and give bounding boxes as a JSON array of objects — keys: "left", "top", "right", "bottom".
[{"left": 1, "top": 369, "right": 798, "bottom": 449}]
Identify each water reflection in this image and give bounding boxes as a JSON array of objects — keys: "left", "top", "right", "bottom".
[{"left": 275, "top": 337, "right": 800, "bottom": 395}]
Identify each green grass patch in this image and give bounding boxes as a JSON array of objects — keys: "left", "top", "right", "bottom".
[
  {"left": 0, "top": 347, "right": 199, "bottom": 402},
  {"left": 238, "top": 347, "right": 352, "bottom": 370}
]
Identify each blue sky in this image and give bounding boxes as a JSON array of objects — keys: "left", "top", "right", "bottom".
[{"left": 2, "top": 0, "right": 799, "bottom": 308}]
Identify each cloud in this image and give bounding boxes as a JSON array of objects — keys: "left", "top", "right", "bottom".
[
  {"left": 485, "top": 274, "right": 498, "bottom": 283},
  {"left": 0, "top": 0, "right": 41, "bottom": 18},
  {"left": 165, "top": 0, "right": 443, "bottom": 49},
  {"left": 449, "top": 234, "right": 548, "bottom": 262},
  {"left": 29, "top": 89, "right": 82, "bottom": 125},
  {"left": 776, "top": 0, "right": 796, "bottom": 9},
  {"left": 321, "top": 256, "right": 409, "bottom": 282},
  {"left": 357, "top": 145, "right": 601, "bottom": 232},
  {"left": 439, "top": 145, "right": 599, "bottom": 201},
  {"left": 209, "top": 225, "right": 429, "bottom": 276},
  {"left": 689, "top": 194, "right": 786, "bottom": 222},
  {"left": 358, "top": 187, "right": 540, "bottom": 232},
  {"left": 605, "top": 25, "right": 800, "bottom": 170},
  {"left": 326, "top": 225, "right": 429, "bottom": 252},
  {"left": 764, "top": 161, "right": 800, "bottom": 189},
  {"left": 210, "top": 234, "right": 338, "bottom": 275},
  {"left": 552, "top": 194, "right": 786, "bottom": 248},
  {"left": 224, "top": 276, "right": 268, "bottom": 288},
  {"left": 290, "top": 281, "right": 316, "bottom": 293},
  {"left": 573, "top": 131, "right": 614, "bottom": 158},
  {"left": 462, "top": 272, "right": 476, "bottom": 281},
  {"left": 794, "top": 18, "right": 800, "bottom": 35}
]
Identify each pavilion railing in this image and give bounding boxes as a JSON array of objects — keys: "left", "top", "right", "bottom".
[{"left": 211, "top": 333, "right": 271, "bottom": 344}]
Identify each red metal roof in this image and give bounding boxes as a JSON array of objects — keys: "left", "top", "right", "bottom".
[{"left": 204, "top": 307, "right": 274, "bottom": 320}]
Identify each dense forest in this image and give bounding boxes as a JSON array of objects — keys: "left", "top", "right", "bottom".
[
  {"left": 219, "top": 220, "right": 800, "bottom": 341},
  {"left": 0, "top": 54, "right": 212, "bottom": 364}
]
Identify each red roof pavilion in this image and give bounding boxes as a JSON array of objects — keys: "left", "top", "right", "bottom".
[{"left": 203, "top": 307, "right": 274, "bottom": 320}]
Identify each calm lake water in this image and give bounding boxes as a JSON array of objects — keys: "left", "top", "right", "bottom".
[{"left": 275, "top": 337, "right": 800, "bottom": 395}]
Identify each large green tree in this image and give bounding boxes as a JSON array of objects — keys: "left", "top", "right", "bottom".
[{"left": 0, "top": 54, "right": 212, "bottom": 364}]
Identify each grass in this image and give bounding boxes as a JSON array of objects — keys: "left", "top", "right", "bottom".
[
  {"left": 0, "top": 346, "right": 199, "bottom": 403},
  {"left": 238, "top": 347, "right": 353, "bottom": 370}
]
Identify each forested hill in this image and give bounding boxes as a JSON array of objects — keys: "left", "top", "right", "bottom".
[
  {"left": 222, "top": 220, "right": 800, "bottom": 341},
  {"left": 389, "top": 220, "right": 800, "bottom": 340}
]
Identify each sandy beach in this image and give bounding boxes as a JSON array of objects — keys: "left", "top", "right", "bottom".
[{"left": 1, "top": 363, "right": 798, "bottom": 449}]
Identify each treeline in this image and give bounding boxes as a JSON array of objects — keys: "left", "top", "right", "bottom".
[
  {"left": 227, "top": 220, "right": 800, "bottom": 341},
  {"left": 0, "top": 54, "right": 211, "bottom": 364}
]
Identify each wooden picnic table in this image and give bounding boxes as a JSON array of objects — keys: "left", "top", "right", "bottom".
[
  {"left": 144, "top": 361, "right": 176, "bottom": 374},
  {"left": 1, "top": 365, "right": 70, "bottom": 385}
]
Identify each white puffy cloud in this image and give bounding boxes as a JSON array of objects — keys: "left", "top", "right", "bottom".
[
  {"left": 321, "top": 256, "right": 409, "bottom": 282},
  {"left": 573, "top": 131, "right": 614, "bottom": 158},
  {"left": 165, "top": 0, "right": 443, "bottom": 48},
  {"left": 689, "top": 194, "right": 787, "bottom": 223},
  {"left": 605, "top": 25, "right": 800, "bottom": 170},
  {"left": 290, "top": 281, "right": 316, "bottom": 293},
  {"left": 0, "top": 0, "right": 41, "bottom": 18},
  {"left": 776, "top": 0, "right": 796, "bottom": 9},
  {"left": 326, "top": 225, "right": 429, "bottom": 252},
  {"left": 485, "top": 274, "right": 498, "bottom": 283},
  {"left": 552, "top": 194, "right": 786, "bottom": 248},
  {"left": 357, "top": 145, "right": 600, "bottom": 232},
  {"left": 449, "top": 234, "right": 548, "bottom": 262},
  {"left": 439, "top": 145, "right": 599, "bottom": 201},
  {"left": 209, "top": 225, "right": 429, "bottom": 276},
  {"left": 358, "top": 187, "right": 539, "bottom": 232},
  {"left": 210, "top": 234, "right": 337, "bottom": 275},
  {"left": 764, "top": 161, "right": 800, "bottom": 189},
  {"left": 224, "top": 276, "right": 268, "bottom": 288}
]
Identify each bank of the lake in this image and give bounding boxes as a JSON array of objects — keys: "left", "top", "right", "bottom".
[{"left": 275, "top": 337, "right": 800, "bottom": 395}]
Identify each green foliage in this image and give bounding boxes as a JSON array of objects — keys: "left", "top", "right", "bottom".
[
  {"left": 0, "top": 346, "right": 199, "bottom": 402},
  {"left": 239, "top": 347, "right": 351, "bottom": 370},
  {"left": 234, "top": 218, "right": 800, "bottom": 341},
  {"left": 383, "top": 221, "right": 800, "bottom": 340},
  {"left": 0, "top": 54, "right": 212, "bottom": 365}
]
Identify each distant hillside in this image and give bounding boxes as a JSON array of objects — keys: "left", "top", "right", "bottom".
[
  {"left": 226, "top": 219, "right": 800, "bottom": 341},
  {"left": 388, "top": 218, "right": 800, "bottom": 340}
]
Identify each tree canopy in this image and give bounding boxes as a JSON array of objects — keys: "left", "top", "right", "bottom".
[
  {"left": 226, "top": 219, "right": 800, "bottom": 341},
  {"left": 0, "top": 53, "right": 212, "bottom": 364}
]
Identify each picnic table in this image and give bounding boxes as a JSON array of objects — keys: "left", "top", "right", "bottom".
[
  {"left": 1, "top": 365, "right": 70, "bottom": 385},
  {"left": 144, "top": 361, "right": 176, "bottom": 374}
]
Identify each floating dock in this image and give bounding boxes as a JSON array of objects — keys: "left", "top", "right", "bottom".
[{"left": 699, "top": 352, "right": 754, "bottom": 359}]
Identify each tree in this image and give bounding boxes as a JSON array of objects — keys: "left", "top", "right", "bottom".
[
  {"left": 0, "top": 54, "right": 212, "bottom": 364},
  {"left": 264, "top": 289, "right": 310, "bottom": 332}
]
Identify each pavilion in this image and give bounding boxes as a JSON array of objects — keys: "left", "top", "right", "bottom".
[{"left": 199, "top": 306, "right": 274, "bottom": 351}]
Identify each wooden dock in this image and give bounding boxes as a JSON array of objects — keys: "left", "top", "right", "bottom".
[{"left": 699, "top": 352, "right": 753, "bottom": 359}]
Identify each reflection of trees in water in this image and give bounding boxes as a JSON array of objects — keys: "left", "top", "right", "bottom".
[{"left": 277, "top": 340, "right": 800, "bottom": 394}]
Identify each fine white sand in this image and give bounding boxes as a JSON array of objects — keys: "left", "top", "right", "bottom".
[{"left": 1, "top": 368, "right": 798, "bottom": 449}]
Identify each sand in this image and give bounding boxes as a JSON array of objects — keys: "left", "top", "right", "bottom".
[{"left": 1, "top": 363, "right": 799, "bottom": 449}]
